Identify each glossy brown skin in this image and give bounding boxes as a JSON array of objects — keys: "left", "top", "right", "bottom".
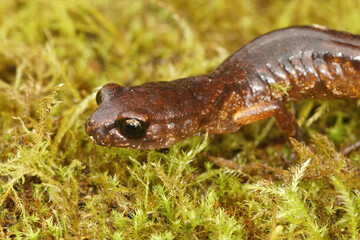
[{"left": 86, "top": 26, "right": 360, "bottom": 149}]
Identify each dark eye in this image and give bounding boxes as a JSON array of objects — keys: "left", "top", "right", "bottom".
[
  {"left": 119, "top": 118, "right": 148, "bottom": 139},
  {"left": 96, "top": 90, "right": 102, "bottom": 105}
]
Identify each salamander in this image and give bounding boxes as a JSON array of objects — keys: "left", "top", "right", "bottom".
[{"left": 85, "top": 26, "right": 360, "bottom": 149}]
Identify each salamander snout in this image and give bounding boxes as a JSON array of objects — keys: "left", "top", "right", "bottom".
[{"left": 85, "top": 118, "right": 109, "bottom": 146}]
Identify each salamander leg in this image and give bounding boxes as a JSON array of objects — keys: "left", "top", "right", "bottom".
[{"left": 233, "top": 101, "right": 303, "bottom": 141}]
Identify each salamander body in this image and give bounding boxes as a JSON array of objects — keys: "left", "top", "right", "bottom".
[{"left": 86, "top": 26, "right": 360, "bottom": 149}]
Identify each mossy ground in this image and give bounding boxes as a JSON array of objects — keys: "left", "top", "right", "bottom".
[{"left": 1, "top": 0, "right": 360, "bottom": 239}]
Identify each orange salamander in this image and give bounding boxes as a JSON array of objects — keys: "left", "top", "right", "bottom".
[{"left": 86, "top": 26, "right": 360, "bottom": 149}]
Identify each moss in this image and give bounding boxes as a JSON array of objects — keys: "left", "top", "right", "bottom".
[{"left": 0, "top": 0, "right": 360, "bottom": 239}]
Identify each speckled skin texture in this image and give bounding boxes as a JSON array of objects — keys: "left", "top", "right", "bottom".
[{"left": 86, "top": 26, "right": 360, "bottom": 149}]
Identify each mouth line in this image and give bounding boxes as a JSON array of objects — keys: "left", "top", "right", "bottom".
[{"left": 88, "top": 126, "right": 158, "bottom": 146}]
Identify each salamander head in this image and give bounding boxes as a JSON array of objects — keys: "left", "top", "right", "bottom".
[{"left": 86, "top": 80, "right": 209, "bottom": 149}]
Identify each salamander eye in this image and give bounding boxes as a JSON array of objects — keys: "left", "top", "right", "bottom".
[
  {"left": 96, "top": 90, "right": 102, "bottom": 105},
  {"left": 119, "top": 118, "right": 148, "bottom": 139}
]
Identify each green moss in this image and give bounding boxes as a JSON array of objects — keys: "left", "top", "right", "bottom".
[{"left": 0, "top": 0, "right": 360, "bottom": 239}]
